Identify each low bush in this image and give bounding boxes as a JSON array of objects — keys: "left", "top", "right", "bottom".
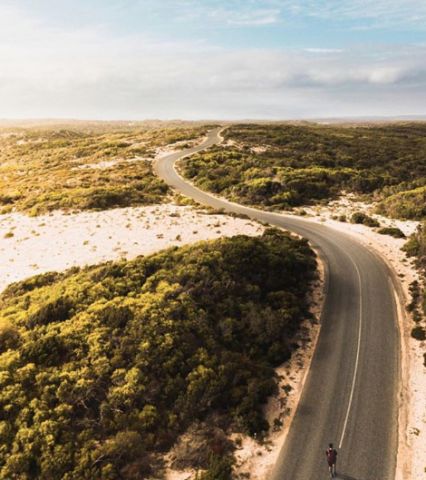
[
  {"left": 196, "top": 455, "right": 233, "bottom": 480},
  {"left": 376, "top": 186, "right": 426, "bottom": 220},
  {"left": 411, "top": 326, "right": 426, "bottom": 341},
  {"left": 350, "top": 212, "right": 380, "bottom": 227},
  {"left": 0, "top": 320, "right": 21, "bottom": 352},
  {"left": 402, "top": 222, "right": 426, "bottom": 258},
  {"left": 377, "top": 227, "right": 406, "bottom": 238},
  {"left": 403, "top": 223, "right": 426, "bottom": 325}
]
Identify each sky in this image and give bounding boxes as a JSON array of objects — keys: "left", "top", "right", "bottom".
[{"left": 1, "top": 0, "right": 426, "bottom": 120}]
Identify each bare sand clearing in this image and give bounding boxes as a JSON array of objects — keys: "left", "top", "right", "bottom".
[
  {"left": 0, "top": 204, "right": 263, "bottom": 294},
  {"left": 165, "top": 470, "right": 193, "bottom": 480},
  {"left": 155, "top": 136, "right": 205, "bottom": 159},
  {"left": 298, "top": 196, "right": 424, "bottom": 480}
]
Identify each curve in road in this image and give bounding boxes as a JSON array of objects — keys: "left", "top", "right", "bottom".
[{"left": 154, "top": 128, "right": 400, "bottom": 480}]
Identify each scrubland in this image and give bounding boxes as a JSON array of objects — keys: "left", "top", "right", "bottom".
[
  {"left": 0, "top": 230, "right": 316, "bottom": 479},
  {"left": 1, "top": 120, "right": 425, "bottom": 479},
  {"left": 182, "top": 123, "right": 426, "bottom": 219},
  {"left": 0, "top": 122, "right": 210, "bottom": 215}
]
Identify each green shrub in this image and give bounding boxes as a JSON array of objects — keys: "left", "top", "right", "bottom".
[
  {"left": 377, "top": 227, "right": 406, "bottom": 238},
  {"left": 376, "top": 186, "right": 426, "bottom": 220},
  {"left": 411, "top": 326, "right": 426, "bottom": 341},
  {"left": 403, "top": 236, "right": 421, "bottom": 257},
  {"left": 197, "top": 455, "right": 233, "bottom": 480},
  {"left": 0, "top": 320, "right": 21, "bottom": 352},
  {"left": 27, "top": 296, "right": 74, "bottom": 327},
  {"left": 351, "top": 212, "right": 380, "bottom": 227},
  {"left": 402, "top": 222, "right": 426, "bottom": 258},
  {"left": 1, "top": 271, "right": 62, "bottom": 298}
]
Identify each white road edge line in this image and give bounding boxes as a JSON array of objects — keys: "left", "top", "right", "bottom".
[{"left": 339, "top": 255, "right": 363, "bottom": 449}]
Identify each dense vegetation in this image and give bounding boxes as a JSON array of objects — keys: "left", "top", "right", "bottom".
[
  {"left": 376, "top": 186, "right": 426, "bottom": 220},
  {"left": 0, "top": 122, "right": 210, "bottom": 215},
  {"left": 403, "top": 222, "right": 426, "bottom": 339},
  {"left": 181, "top": 123, "right": 426, "bottom": 219},
  {"left": 0, "top": 230, "right": 316, "bottom": 479}
]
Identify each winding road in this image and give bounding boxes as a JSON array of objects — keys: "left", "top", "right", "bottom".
[{"left": 154, "top": 128, "right": 400, "bottom": 480}]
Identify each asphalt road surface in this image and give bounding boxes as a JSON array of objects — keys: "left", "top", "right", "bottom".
[{"left": 154, "top": 128, "right": 400, "bottom": 480}]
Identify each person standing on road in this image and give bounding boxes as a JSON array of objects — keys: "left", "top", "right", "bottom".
[{"left": 325, "top": 443, "right": 338, "bottom": 478}]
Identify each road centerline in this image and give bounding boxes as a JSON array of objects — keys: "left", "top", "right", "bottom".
[{"left": 339, "top": 254, "right": 363, "bottom": 449}]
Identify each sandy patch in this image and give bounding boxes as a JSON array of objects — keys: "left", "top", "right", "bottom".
[
  {"left": 164, "top": 470, "right": 193, "bottom": 480},
  {"left": 251, "top": 146, "right": 269, "bottom": 154},
  {"left": 71, "top": 156, "right": 151, "bottom": 171},
  {"left": 295, "top": 196, "right": 424, "bottom": 480},
  {"left": 15, "top": 137, "right": 44, "bottom": 145},
  {"left": 72, "top": 159, "right": 120, "bottom": 170},
  {"left": 0, "top": 204, "right": 263, "bottom": 294},
  {"left": 155, "top": 137, "right": 205, "bottom": 159}
]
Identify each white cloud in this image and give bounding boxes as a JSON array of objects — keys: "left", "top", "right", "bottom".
[
  {"left": 278, "top": 0, "right": 426, "bottom": 28},
  {"left": 304, "top": 48, "right": 344, "bottom": 54},
  {"left": 168, "top": 0, "right": 426, "bottom": 30},
  {"left": 164, "top": 2, "right": 281, "bottom": 27},
  {"left": 221, "top": 8, "right": 281, "bottom": 26},
  {"left": 0, "top": 4, "right": 425, "bottom": 119}
]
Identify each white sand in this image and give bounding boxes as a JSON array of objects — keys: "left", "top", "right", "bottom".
[
  {"left": 164, "top": 470, "right": 193, "bottom": 480},
  {"left": 296, "top": 196, "right": 424, "bottom": 480},
  {"left": 71, "top": 155, "right": 152, "bottom": 171},
  {"left": 72, "top": 159, "right": 121, "bottom": 170},
  {"left": 0, "top": 204, "right": 263, "bottom": 294},
  {"left": 155, "top": 137, "right": 204, "bottom": 159}
]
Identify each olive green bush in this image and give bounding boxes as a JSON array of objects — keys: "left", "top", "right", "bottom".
[
  {"left": 350, "top": 212, "right": 380, "bottom": 227},
  {"left": 181, "top": 123, "right": 426, "bottom": 218},
  {"left": 0, "top": 229, "right": 316, "bottom": 479},
  {"left": 377, "top": 227, "right": 406, "bottom": 238}
]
